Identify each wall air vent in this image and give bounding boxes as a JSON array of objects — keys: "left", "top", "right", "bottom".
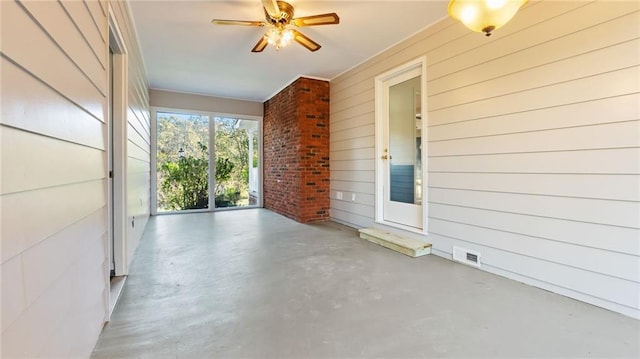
[{"left": 453, "top": 246, "right": 481, "bottom": 268}]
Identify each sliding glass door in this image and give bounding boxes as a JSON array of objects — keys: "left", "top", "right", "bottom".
[{"left": 153, "top": 110, "right": 261, "bottom": 214}]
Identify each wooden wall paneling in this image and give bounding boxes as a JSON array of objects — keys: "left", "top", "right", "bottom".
[
  {"left": 0, "top": 58, "right": 105, "bottom": 149},
  {"left": 83, "top": 0, "right": 106, "bottom": 42},
  {"left": 1, "top": 256, "right": 26, "bottom": 331},
  {"left": 428, "top": 1, "right": 636, "bottom": 79},
  {"left": 97, "top": 0, "right": 107, "bottom": 16},
  {"left": 1, "top": 267, "right": 73, "bottom": 356},
  {"left": 1, "top": 127, "right": 105, "bottom": 195},
  {"left": 330, "top": 100, "right": 374, "bottom": 124},
  {"left": 331, "top": 170, "right": 374, "bottom": 183},
  {"left": 331, "top": 180, "right": 375, "bottom": 194},
  {"left": 21, "top": 210, "right": 106, "bottom": 305},
  {"left": 428, "top": 187, "right": 640, "bottom": 228},
  {"left": 2, "top": 0, "right": 105, "bottom": 122},
  {"left": 331, "top": 136, "right": 375, "bottom": 152},
  {"left": 1, "top": 0, "right": 151, "bottom": 355},
  {"left": 429, "top": 172, "right": 640, "bottom": 201},
  {"left": 331, "top": 200, "right": 375, "bottom": 219},
  {"left": 330, "top": 208, "right": 374, "bottom": 228},
  {"left": 335, "top": 191, "right": 376, "bottom": 207},
  {"left": 127, "top": 112, "right": 151, "bottom": 149},
  {"left": 429, "top": 66, "right": 638, "bottom": 124},
  {"left": 331, "top": 147, "right": 375, "bottom": 161},
  {"left": 65, "top": 236, "right": 109, "bottom": 354},
  {"left": 331, "top": 88, "right": 374, "bottom": 114},
  {"left": 127, "top": 140, "right": 151, "bottom": 162},
  {"left": 430, "top": 40, "right": 639, "bottom": 110},
  {"left": 428, "top": 148, "right": 640, "bottom": 174},
  {"left": 330, "top": 112, "right": 373, "bottom": 133},
  {"left": 331, "top": 159, "right": 375, "bottom": 172},
  {"left": 127, "top": 122, "right": 150, "bottom": 150},
  {"left": 331, "top": 78, "right": 374, "bottom": 105},
  {"left": 429, "top": 94, "right": 640, "bottom": 137},
  {"left": 429, "top": 218, "right": 639, "bottom": 282},
  {"left": 59, "top": 0, "right": 107, "bottom": 68},
  {"left": 1, "top": 180, "right": 106, "bottom": 263},
  {"left": 429, "top": 120, "right": 640, "bottom": 157},
  {"left": 429, "top": 12, "right": 640, "bottom": 95},
  {"left": 428, "top": 203, "right": 640, "bottom": 255},
  {"left": 20, "top": 1, "right": 107, "bottom": 95},
  {"left": 330, "top": 124, "right": 375, "bottom": 143}
]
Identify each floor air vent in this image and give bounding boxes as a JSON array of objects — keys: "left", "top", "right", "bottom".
[{"left": 453, "top": 246, "right": 481, "bottom": 268}]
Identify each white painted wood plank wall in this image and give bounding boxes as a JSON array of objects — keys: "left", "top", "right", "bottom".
[
  {"left": 1, "top": 0, "right": 150, "bottom": 356},
  {"left": 330, "top": 0, "right": 640, "bottom": 318}
]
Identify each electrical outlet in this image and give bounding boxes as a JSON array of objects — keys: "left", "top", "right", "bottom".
[
  {"left": 351, "top": 193, "right": 356, "bottom": 201},
  {"left": 336, "top": 191, "right": 343, "bottom": 200}
]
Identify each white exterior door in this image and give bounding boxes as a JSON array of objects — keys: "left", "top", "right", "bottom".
[{"left": 375, "top": 58, "right": 427, "bottom": 232}]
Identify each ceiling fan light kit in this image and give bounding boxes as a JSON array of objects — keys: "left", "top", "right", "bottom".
[
  {"left": 212, "top": 0, "right": 339, "bottom": 53},
  {"left": 448, "top": 0, "right": 527, "bottom": 36},
  {"left": 265, "top": 25, "right": 294, "bottom": 50}
]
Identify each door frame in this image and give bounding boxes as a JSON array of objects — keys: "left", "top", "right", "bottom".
[
  {"left": 108, "top": 9, "right": 128, "bottom": 276},
  {"left": 374, "top": 56, "right": 428, "bottom": 234},
  {"left": 150, "top": 106, "right": 263, "bottom": 215}
]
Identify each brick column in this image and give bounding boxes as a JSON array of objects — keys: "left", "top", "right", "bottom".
[{"left": 263, "top": 77, "right": 330, "bottom": 223}]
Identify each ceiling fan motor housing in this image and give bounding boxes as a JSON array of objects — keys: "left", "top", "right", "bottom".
[{"left": 266, "top": 1, "right": 294, "bottom": 24}]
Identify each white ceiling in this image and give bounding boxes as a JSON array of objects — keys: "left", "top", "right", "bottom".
[{"left": 129, "top": 0, "right": 449, "bottom": 102}]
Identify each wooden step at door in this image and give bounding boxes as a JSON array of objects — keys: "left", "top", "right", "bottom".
[{"left": 358, "top": 228, "right": 431, "bottom": 257}]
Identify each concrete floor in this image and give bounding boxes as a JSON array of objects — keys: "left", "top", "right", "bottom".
[{"left": 92, "top": 209, "right": 639, "bottom": 358}]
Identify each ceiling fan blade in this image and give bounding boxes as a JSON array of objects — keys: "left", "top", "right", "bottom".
[
  {"left": 251, "top": 36, "right": 269, "bottom": 53},
  {"left": 262, "top": 0, "right": 280, "bottom": 18},
  {"left": 211, "top": 19, "right": 265, "bottom": 26},
  {"left": 292, "top": 30, "right": 321, "bottom": 52},
  {"left": 293, "top": 13, "right": 339, "bottom": 27}
]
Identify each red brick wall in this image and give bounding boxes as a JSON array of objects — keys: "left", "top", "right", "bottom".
[
  {"left": 263, "top": 77, "right": 330, "bottom": 223},
  {"left": 263, "top": 83, "right": 300, "bottom": 221}
]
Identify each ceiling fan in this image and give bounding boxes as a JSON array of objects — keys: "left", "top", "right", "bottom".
[{"left": 211, "top": 0, "right": 339, "bottom": 53}]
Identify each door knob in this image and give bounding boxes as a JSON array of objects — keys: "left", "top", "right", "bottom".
[{"left": 381, "top": 154, "right": 393, "bottom": 160}]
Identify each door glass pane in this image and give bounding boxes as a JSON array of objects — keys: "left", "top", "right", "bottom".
[
  {"left": 388, "top": 75, "right": 421, "bottom": 205},
  {"left": 156, "top": 112, "right": 210, "bottom": 212},
  {"left": 214, "top": 117, "right": 260, "bottom": 208}
]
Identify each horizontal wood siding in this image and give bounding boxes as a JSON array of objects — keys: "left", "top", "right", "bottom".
[
  {"left": 1, "top": 0, "right": 150, "bottom": 356},
  {"left": 0, "top": 0, "right": 108, "bottom": 356},
  {"left": 330, "top": 0, "right": 640, "bottom": 318}
]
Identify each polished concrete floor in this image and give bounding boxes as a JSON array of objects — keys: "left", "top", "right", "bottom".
[{"left": 92, "top": 209, "right": 639, "bottom": 358}]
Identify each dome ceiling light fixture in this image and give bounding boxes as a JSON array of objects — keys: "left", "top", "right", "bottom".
[{"left": 448, "top": 0, "right": 528, "bottom": 37}]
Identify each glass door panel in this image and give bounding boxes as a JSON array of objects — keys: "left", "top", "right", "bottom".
[
  {"left": 388, "top": 75, "right": 422, "bottom": 205},
  {"left": 214, "top": 117, "right": 260, "bottom": 208},
  {"left": 156, "top": 111, "right": 210, "bottom": 212}
]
